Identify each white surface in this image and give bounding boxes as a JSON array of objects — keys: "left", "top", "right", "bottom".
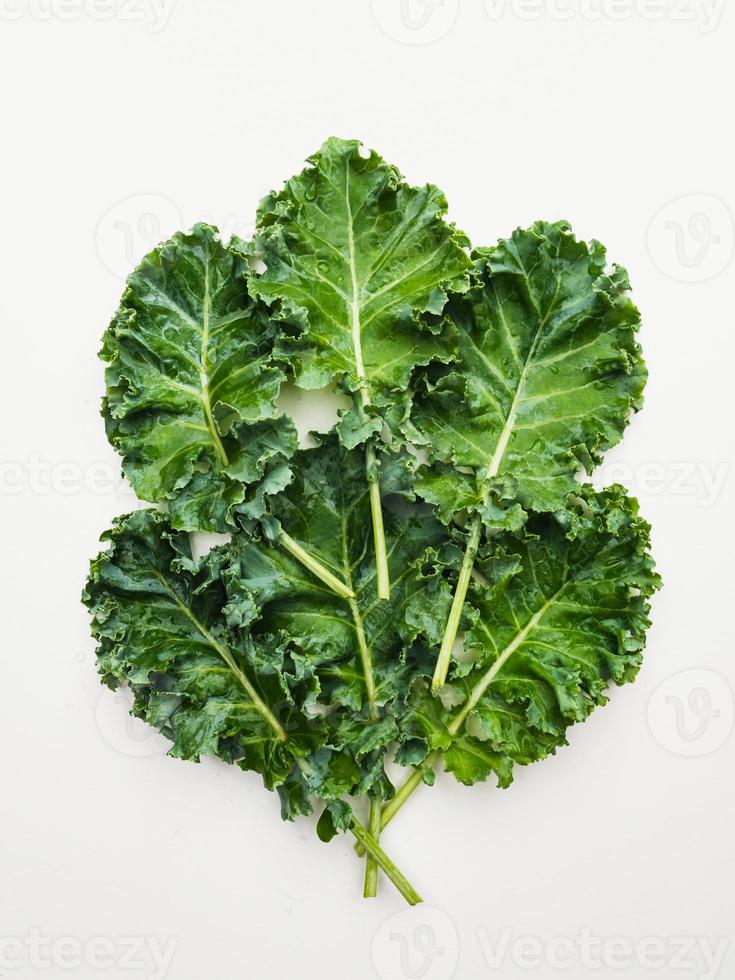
[{"left": 1, "top": 2, "right": 733, "bottom": 979}]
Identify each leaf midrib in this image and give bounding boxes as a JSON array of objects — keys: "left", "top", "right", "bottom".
[
  {"left": 198, "top": 256, "right": 230, "bottom": 467},
  {"left": 480, "top": 266, "right": 563, "bottom": 491},
  {"left": 448, "top": 579, "right": 571, "bottom": 736},
  {"left": 338, "top": 479, "right": 378, "bottom": 720},
  {"left": 149, "top": 566, "right": 286, "bottom": 741},
  {"left": 344, "top": 163, "right": 371, "bottom": 411},
  {"left": 448, "top": 535, "right": 617, "bottom": 737}
]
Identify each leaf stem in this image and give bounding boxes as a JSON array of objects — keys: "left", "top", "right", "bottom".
[
  {"left": 358, "top": 580, "right": 575, "bottom": 855},
  {"left": 432, "top": 514, "right": 482, "bottom": 691},
  {"left": 350, "top": 817, "right": 422, "bottom": 906},
  {"left": 350, "top": 597, "right": 378, "bottom": 718},
  {"left": 366, "top": 440, "right": 390, "bottom": 600},
  {"left": 363, "top": 798, "right": 382, "bottom": 898},
  {"left": 278, "top": 530, "right": 354, "bottom": 599},
  {"left": 338, "top": 509, "right": 379, "bottom": 719},
  {"left": 354, "top": 754, "right": 438, "bottom": 857}
]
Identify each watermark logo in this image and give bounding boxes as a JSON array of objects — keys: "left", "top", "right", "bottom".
[
  {"left": 647, "top": 669, "right": 734, "bottom": 757},
  {"left": 371, "top": 0, "right": 459, "bottom": 45},
  {"left": 96, "top": 689, "right": 170, "bottom": 759},
  {"left": 647, "top": 194, "right": 734, "bottom": 282},
  {"left": 95, "top": 193, "right": 183, "bottom": 279},
  {"left": 95, "top": 194, "right": 257, "bottom": 279},
  {"left": 372, "top": 906, "right": 458, "bottom": 980}
]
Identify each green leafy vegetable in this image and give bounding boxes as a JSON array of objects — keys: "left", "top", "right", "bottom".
[
  {"left": 102, "top": 222, "right": 353, "bottom": 599},
  {"left": 85, "top": 139, "right": 659, "bottom": 905},
  {"left": 250, "top": 137, "right": 471, "bottom": 598},
  {"left": 83, "top": 506, "right": 422, "bottom": 905},
  {"left": 83, "top": 509, "right": 310, "bottom": 784},
  {"left": 357, "top": 485, "right": 661, "bottom": 845},
  {"left": 217, "top": 434, "right": 454, "bottom": 893},
  {"left": 411, "top": 221, "right": 647, "bottom": 689}
]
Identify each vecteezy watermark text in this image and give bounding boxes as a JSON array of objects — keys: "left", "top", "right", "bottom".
[
  {"left": 0, "top": 930, "right": 177, "bottom": 980},
  {"left": 477, "top": 929, "right": 729, "bottom": 979},
  {"left": 483, "top": 0, "right": 725, "bottom": 33},
  {"left": 0, "top": 456, "right": 133, "bottom": 498},
  {"left": 372, "top": 0, "right": 725, "bottom": 46},
  {"left": 595, "top": 458, "right": 730, "bottom": 508},
  {"left": 0, "top": 0, "right": 175, "bottom": 32},
  {"left": 372, "top": 909, "right": 730, "bottom": 980}
]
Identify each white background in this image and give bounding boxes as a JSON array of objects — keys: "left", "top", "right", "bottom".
[{"left": 1, "top": 1, "right": 733, "bottom": 978}]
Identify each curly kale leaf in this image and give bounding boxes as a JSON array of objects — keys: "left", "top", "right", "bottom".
[
  {"left": 83, "top": 509, "right": 323, "bottom": 800},
  {"left": 249, "top": 136, "right": 471, "bottom": 447},
  {"left": 85, "top": 149, "right": 661, "bottom": 903},
  {"left": 221, "top": 434, "right": 456, "bottom": 797},
  {"left": 412, "top": 220, "right": 649, "bottom": 689},
  {"left": 413, "top": 221, "right": 646, "bottom": 523},
  {"left": 102, "top": 223, "right": 297, "bottom": 532},
  {"left": 405, "top": 486, "right": 661, "bottom": 788}
]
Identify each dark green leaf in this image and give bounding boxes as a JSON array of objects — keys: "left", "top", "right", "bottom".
[
  {"left": 317, "top": 800, "right": 353, "bottom": 842},
  {"left": 222, "top": 434, "right": 456, "bottom": 791},
  {"left": 413, "top": 221, "right": 647, "bottom": 521},
  {"left": 83, "top": 509, "right": 322, "bottom": 795},
  {"left": 407, "top": 487, "right": 661, "bottom": 787},
  {"left": 102, "top": 224, "right": 297, "bottom": 531},
  {"left": 250, "top": 137, "right": 471, "bottom": 445}
]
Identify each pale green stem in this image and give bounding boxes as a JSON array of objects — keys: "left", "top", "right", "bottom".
[
  {"left": 384, "top": 753, "right": 439, "bottom": 828},
  {"left": 366, "top": 440, "right": 390, "bottom": 600},
  {"left": 350, "top": 818, "right": 422, "bottom": 906},
  {"left": 431, "top": 291, "right": 554, "bottom": 686},
  {"left": 278, "top": 530, "right": 354, "bottom": 599},
  {"left": 296, "top": 759, "right": 423, "bottom": 905},
  {"left": 357, "top": 582, "right": 571, "bottom": 856},
  {"left": 199, "top": 260, "right": 230, "bottom": 469},
  {"left": 339, "top": 513, "right": 378, "bottom": 720},
  {"left": 295, "top": 762, "right": 420, "bottom": 904},
  {"left": 354, "top": 754, "right": 438, "bottom": 858},
  {"left": 351, "top": 598, "right": 378, "bottom": 718},
  {"left": 363, "top": 798, "right": 382, "bottom": 898},
  {"left": 432, "top": 514, "right": 482, "bottom": 691}
]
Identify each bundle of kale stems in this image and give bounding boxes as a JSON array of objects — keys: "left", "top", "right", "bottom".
[{"left": 85, "top": 138, "right": 660, "bottom": 905}]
